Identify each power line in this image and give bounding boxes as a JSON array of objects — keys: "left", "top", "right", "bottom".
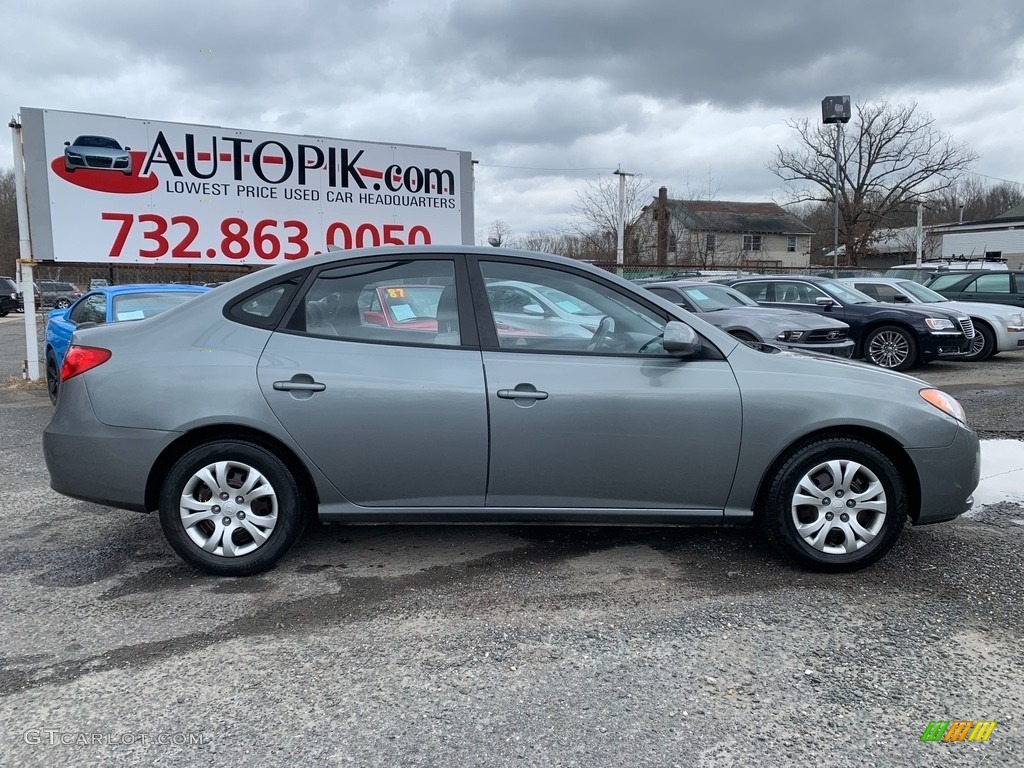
[
  {"left": 476, "top": 163, "right": 617, "bottom": 173},
  {"left": 963, "top": 170, "right": 1024, "bottom": 187}
]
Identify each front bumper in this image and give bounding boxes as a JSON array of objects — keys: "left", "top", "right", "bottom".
[
  {"left": 907, "top": 425, "right": 980, "bottom": 525},
  {"left": 783, "top": 339, "right": 856, "bottom": 357},
  {"left": 920, "top": 331, "right": 971, "bottom": 361}
]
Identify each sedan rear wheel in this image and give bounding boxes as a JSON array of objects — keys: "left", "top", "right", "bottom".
[
  {"left": 863, "top": 325, "right": 917, "bottom": 371},
  {"left": 55, "top": 298, "right": 71, "bottom": 309},
  {"left": 761, "top": 437, "right": 906, "bottom": 572},
  {"left": 46, "top": 352, "right": 59, "bottom": 405},
  {"left": 158, "top": 441, "right": 306, "bottom": 576},
  {"left": 961, "top": 322, "right": 995, "bottom": 362}
]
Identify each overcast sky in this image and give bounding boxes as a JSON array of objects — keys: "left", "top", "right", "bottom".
[{"left": 3, "top": 0, "right": 1024, "bottom": 240}]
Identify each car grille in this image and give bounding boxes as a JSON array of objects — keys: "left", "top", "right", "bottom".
[
  {"left": 805, "top": 328, "right": 849, "bottom": 342},
  {"left": 958, "top": 317, "right": 975, "bottom": 338},
  {"left": 86, "top": 157, "right": 113, "bottom": 168}
]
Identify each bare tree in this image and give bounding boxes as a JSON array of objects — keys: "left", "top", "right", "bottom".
[
  {"left": 486, "top": 219, "right": 513, "bottom": 247},
  {"left": 925, "top": 178, "right": 1024, "bottom": 223},
  {"left": 769, "top": 101, "right": 978, "bottom": 265},
  {"left": 0, "top": 169, "right": 18, "bottom": 276},
  {"left": 570, "top": 173, "right": 654, "bottom": 262}
]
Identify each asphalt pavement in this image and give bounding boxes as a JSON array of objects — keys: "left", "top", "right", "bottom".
[{"left": 0, "top": 313, "right": 1022, "bottom": 767}]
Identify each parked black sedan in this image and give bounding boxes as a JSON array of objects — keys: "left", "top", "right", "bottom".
[
  {"left": 641, "top": 280, "right": 854, "bottom": 356},
  {"left": 722, "top": 276, "right": 974, "bottom": 370}
]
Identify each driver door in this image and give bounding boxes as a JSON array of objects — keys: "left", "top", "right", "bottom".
[{"left": 473, "top": 259, "right": 742, "bottom": 515}]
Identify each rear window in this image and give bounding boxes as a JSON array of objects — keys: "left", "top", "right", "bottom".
[{"left": 111, "top": 291, "right": 203, "bottom": 321}]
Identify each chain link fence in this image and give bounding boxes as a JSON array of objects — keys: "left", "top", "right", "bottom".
[{"left": 588, "top": 262, "right": 886, "bottom": 283}]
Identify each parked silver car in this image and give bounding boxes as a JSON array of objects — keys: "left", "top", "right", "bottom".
[
  {"left": 44, "top": 246, "right": 980, "bottom": 576},
  {"left": 642, "top": 280, "right": 854, "bottom": 356},
  {"left": 841, "top": 277, "right": 1024, "bottom": 361},
  {"left": 485, "top": 279, "right": 604, "bottom": 338}
]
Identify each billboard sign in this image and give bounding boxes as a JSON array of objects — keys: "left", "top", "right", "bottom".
[{"left": 20, "top": 108, "right": 474, "bottom": 263}]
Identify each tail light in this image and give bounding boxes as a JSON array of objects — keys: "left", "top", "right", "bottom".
[{"left": 61, "top": 346, "right": 111, "bottom": 382}]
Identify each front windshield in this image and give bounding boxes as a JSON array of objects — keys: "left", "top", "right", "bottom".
[
  {"left": 679, "top": 283, "right": 758, "bottom": 310},
  {"left": 898, "top": 281, "right": 948, "bottom": 303},
  {"left": 820, "top": 280, "right": 876, "bottom": 304}
]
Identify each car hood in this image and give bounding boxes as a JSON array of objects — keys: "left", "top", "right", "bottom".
[
  {"left": 708, "top": 306, "right": 848, "bottom": 328},
  {"left": 939, "top": 300, "right": 1023, "bottom": 321}
]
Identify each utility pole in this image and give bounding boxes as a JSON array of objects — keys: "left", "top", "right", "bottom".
[
  {"left": 613, "top": 167, "right": 635, "bottom": 276},
  {"left": 916, "top": 202, "right": 924, "bottom": 266}
]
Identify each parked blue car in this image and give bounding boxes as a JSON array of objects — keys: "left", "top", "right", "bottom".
[{"left": 44, "top": 284, "right": 209, "bottom": 404}]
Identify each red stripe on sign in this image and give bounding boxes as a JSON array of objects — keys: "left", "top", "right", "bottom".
[
  {"left": 359, "top": 167, "right": 383, "bottom": 179},
  {"left": 175, "top": 152, "right": 184, "bottom": 159},
  {"left": 219, "top": 153, "right": 232, "bottom": 161},
  {"left": 196, "top": 152, "right": 212, "bottom": 161},
  {"left": 262, "top": 156, "right": 284, "bottom": 164},
  {"left": 244, "top": 155, "right": 251, "bottom": 162}
]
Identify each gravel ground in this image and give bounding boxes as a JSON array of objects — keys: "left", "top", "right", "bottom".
[{"left": 0, "top": 316, "right": 1022, "bottom": 767}]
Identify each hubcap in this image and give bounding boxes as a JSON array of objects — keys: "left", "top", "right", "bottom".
[
  {"left": 790, "top": 459, "right": 887, "bottom": 555},
  {"left": 179, "top": 460, "right": 278, "bottom": 557},
  {"left": 867, "top": 331, "right": 909, "bottom": 368}
]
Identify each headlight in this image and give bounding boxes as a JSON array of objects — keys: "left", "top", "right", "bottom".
[
  {"left": 920, "top": 388, "right": 966, "bottom": 424},
  {"left": 1007, "top": 314, "right": 1023, "bottom": 329},
  {"left": 924, "top": 318, "right": 955, "bottom": 331},
  {"left": 775, "top": 330, "right": 805, "bottom": 341},
  {"left": 66, "top": 152, "right": 82, "bottom": 160}
]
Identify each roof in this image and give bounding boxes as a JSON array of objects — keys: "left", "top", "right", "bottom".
[{"left": 660, "top": 200, "right": 814, "bottom": 235}]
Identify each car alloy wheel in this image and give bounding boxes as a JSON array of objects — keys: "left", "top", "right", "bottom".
[
  {"left": 864, "top": 325, "right": 917, "bottom": 371},
  {"left": 45, "top": 352, "right": 59, "bottom": 405},
  {"left": 961, "top": 323, "right": 994, "bottom": 362},
  {"left": 55, "top": 298, "right": 71, "bottom": 309},
  {"left": 761, "top": 437, "right": 906, "bottom": 572},
  {"left": 159, "top": 441, "right": 306, "bottom": 575}
]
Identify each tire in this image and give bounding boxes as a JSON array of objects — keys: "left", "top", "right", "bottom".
[
  {"left": 862, "top": 325, "right": 918, "bottom": 371},
  {"left": 46, "top": 351, "right": 59, "bottom": 405},
  {"left": 158, "top": 440, "right": 307, "bottom": 576},
  {"left": 55, "top": 298, "right": 71, "bottom": 309},
  {"left": 0, "top": 309, "right": 7, "bottom": 317},
  {"left": 961, "top": 322, "right": 995, "bottom": 362},
  {"left": 760, "top": 437, "right": 907, "bottom": 572}
]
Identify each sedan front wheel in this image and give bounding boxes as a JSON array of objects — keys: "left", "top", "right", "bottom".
[
  {"left": 158, "top": 441, "right": 306, "bottom": 576},
  {"left": 863, "top": 325, "right": 918, "bottom": 371},
  {"left": 761, "top": 437, "right": 906, "bottom": 572}
]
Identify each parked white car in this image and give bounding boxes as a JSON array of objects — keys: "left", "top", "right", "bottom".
[{"left": 841, "top": 277, "right": 1024, "bottom": 361}]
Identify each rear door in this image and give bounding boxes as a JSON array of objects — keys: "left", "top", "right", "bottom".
[{"left": 256, "top": 255, "right": 489, "bottom": 507}]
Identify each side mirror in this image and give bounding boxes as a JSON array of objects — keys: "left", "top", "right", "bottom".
[
  {"left": 663, "top": 321, "right": 701, "bottom": 357},
  {"left": 815, "top": 296, "right": 837, "bottom": 307},
  {"left": 64, "top": 141, "right": 70, "bottom": 146},
  {"left": 893, "top": 294, "right": 911, "bottom": 303},
  {"left": 125, "top": 146, "right": 131, "bottom": 151},
  {"left": 522, "top": 303, "right": 546, "bottom": 316}
]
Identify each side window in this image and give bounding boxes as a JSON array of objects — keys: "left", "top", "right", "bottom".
[
  {"left": 71, "top": 294, "right": 106, "bottom": 325},
  {"left": 479, "top": 261, "right": 669, "bottom": 355},
  {"left": 228, "top": 275, "right": 304, "bottom": 328},
  {"left": 732, "top": 282, "right": 767, "bottom": 302},
  {"left": 854, "top": 283, "right": 881, "bottom": 300},
  {"left": 968, "top": 274, "right": 1011, "bottom": 293},
  {"left": 295, "top": 259, "right": 459, "bottom": 346},
  {"left": 775, "top": 281, "right": 823, "bottom": 304},
  {"left": 926, "top": 274, "right": 964, "bottom": 291}
]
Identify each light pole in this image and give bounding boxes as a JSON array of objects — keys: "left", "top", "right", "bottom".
[
  {"left": 821, "top": 96, "right": 851, "bottom": 276},
  {"left": 613, "top": 167, "right": 634, "bottom": 276}
]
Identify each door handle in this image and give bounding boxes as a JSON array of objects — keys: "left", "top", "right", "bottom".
[
  {"left": 273, "top": 374, "right": 326, "bottom": 394},
  {"left": 273, "top": 381, "right": 326, "bottom": 392},
  {"left": 497, "top": 387, "right": 548, "bottom": 401}
]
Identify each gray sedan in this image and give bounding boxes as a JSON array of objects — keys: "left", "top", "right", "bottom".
[
  {"left": 642, "top": 280, "right": 854, "bottom": 356},
  {"left": 841, "top": 277, "right": 1024, "bottom": 361},
  {"left": 44, "top": 246, "right": 980, "bottom": 577}
]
